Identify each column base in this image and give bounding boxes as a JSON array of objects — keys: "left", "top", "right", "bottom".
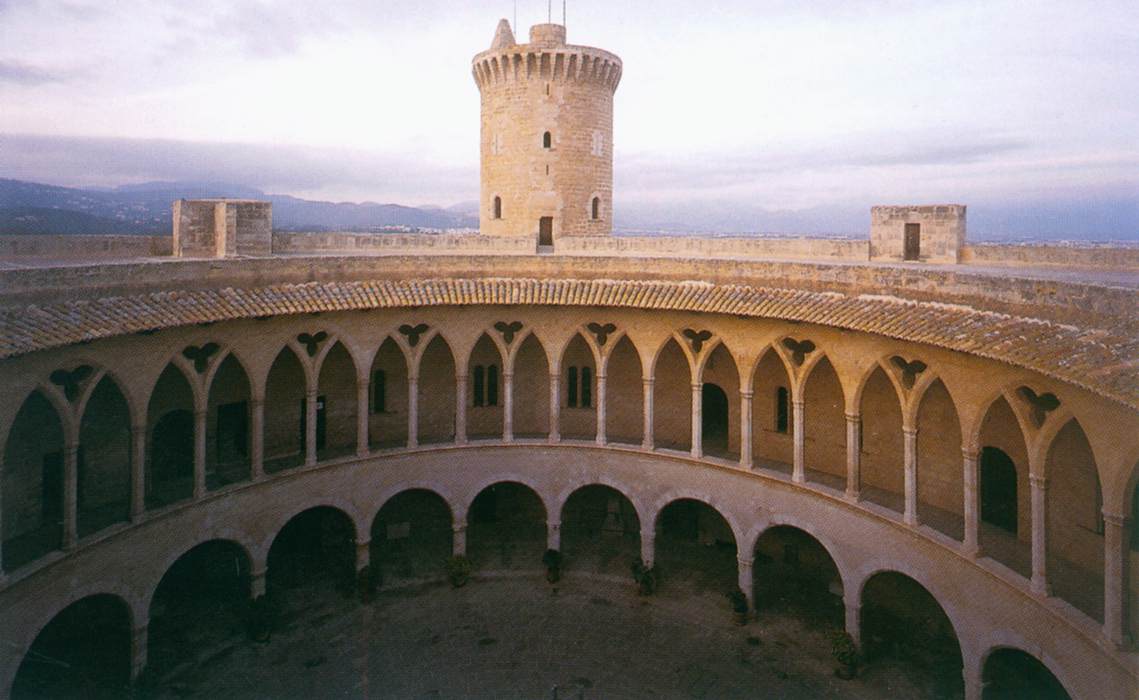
[{"left": 844, "top": 489, "right": 860, "bottom": 502}]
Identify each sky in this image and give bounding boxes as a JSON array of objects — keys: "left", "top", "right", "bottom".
[{"left": 1, "top": 0, "right": 1137, "bottom": 237}]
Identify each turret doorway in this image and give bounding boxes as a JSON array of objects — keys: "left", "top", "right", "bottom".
[{"left": 539, "top": 217, "right": 553, "bottom": 247}]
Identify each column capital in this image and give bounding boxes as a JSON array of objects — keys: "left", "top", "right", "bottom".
[
  {"left": 845, "top": 412, "right": 860, "bottom": 423},
  {"left": 1029, "top": 474, "right": 1049, "bottom": 489},
  {"left": 792, "top": 396, "right": 805, "bottom": 407},
  {"left": 642, "top": 377, "right": 655, "bottom": 387},
  {"left": 961, "top": 446, "right": 980, "bottom": 461},
  {"left": 193, "top": 408, "right": 207, "bottom": 419},
  {"left": 736, "top": 556, "right": 754, "bottom": 568},
  {"left": 739, "top": 390, "right": 754, "bottom": 399},
  {"left": 250, "top": 397, "right": 265, "bottom": 408},
  {"left": 1102, "top": 511, "right": 1129, "bottom": 528},
  {"left": 690, "top": 382, "right": 703, "bottom": 391},
  {"left": 903, "top": 426, "right": 919, "bottom": 438},
  {"left": 305, "top": 386, "right": 318, "bottom": 397},
  {"left": 453, "top": 523, "right": 467, "bottom": 534}
]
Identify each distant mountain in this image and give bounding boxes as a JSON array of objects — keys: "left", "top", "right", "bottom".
[{"left": 0, "top": 179, "right": 479, "bottom": 235}]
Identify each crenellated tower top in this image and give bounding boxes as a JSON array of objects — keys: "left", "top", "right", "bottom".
[{"left": 472, "top": 21, "right": 622, "bottom": 95}]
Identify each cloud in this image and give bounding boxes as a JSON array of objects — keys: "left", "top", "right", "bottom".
[{"left": 0, "top": 60, "right": 66, "bottom": 85}]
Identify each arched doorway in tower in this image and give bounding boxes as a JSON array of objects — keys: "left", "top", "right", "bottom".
[
  {"left": 654, "top": 499, "right": 737, "bottom": 593},
  {"left": 803, "top": 356, "right": 846, "bottom": 488},
  {"left": 316, "top": 342, "right": 357, "bottom": 460},
  {"left": 752, "top": 526, "right": 843, "bottom": 627},
  {"left": 860, "top": 571, "right": 963, "bottom": 696},
  {"left": 1045, "top": 419, "right": 1104, "bottom": 621},
  {"left": 982, "top": 648, "right": 1070, "bottom": 700},
  {"left": 652, "top": 338, "right": 691, "bottom": 452},
  {"left": 418, "top": 334, "right": 456, "bottom": 444},
  {"left": 701, "top": 342, "right": 739, "bottom": 460},
  {"left": 468, "top": 333, "right": 504, "bottom": 439},
  {"left": 604, "top": 335, "right": 642, "bottom": 446},
  {"left": 560, "top": 484, "right": 640, "bottom": 577},
  {"left": 12, "top": 595, "right": 131, "bottom": 699},
  {"left": 367, "top": 337, "right": 409, "bottom": 449},
  {"left": 859, "top": 366, "right": 904, "bottom": 512},
  {"left": 147, "top": 540, "right": 251, "bottom": 680},
  {"left": 146, "top": 364, "right": 194, "bottom": 508},
  {"left": 560, "top": 333, "right": 596, "bottom": 440},
  {"left": 978, "top": 396, "right": 1030, "bottom": 577},
  {"left": 467, "top": 482, "right": 546, "bottom": 571},
  {"left": 77, "top": 375, "right": 132, "bottom": 538},
  {"left": 267, "top": 507, "right": 356, "bottom": 604},
  {"left": 916, "top": 379, "right": 964, "bottom": 540},
  {"left": 263, "top": 346, "right": 306, "bottom": 473},
  {"left": 370, "top": 489, "right": 453, "bottom": 585},
  {"left": 206, "top": 354, "right": 251, "bottom": 490},
  {"left": 751, "top": 348, "right": 793, "bottom": 470},
  {"left": 3, "top": 390, "right": 65, "bottom": 570},
  {"left": 512, "top": 333, "right": 550, "bottom": 439}
]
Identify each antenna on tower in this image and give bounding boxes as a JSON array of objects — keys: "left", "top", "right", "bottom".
[
  {"left": 548, "top": 0, "right": 552, "bottom": 23},
  {"left": 513, "top": 0, "right": 517, "bottom": 32},
  {"left": 563, "top": 0, "right": 567, "bottom": 27}
]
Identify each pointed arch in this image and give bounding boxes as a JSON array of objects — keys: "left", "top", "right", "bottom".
[
  {"left": 418, "top": 333, "right": 457, "bottom": 444},
  {"left": 316, "top": 340, "right": 358, "bottom": 459},
  {"left": 263, "top": 345, "right": 307, "bottom": 473},
  {"left": 513, "top": 332, "right": 550, "bottom": 439},
  {"left": 978, "top": 395, "right": 1032, "bottom": 577},
  {"left": 146, "top": 363, "right": 195, "bottom": 508},
  {"left": 468, "top": 332, "right": 504, "bottom": 439},
  {"left": 368, "top": 336, "right": 410, "bottom": 449},
  {"left": 560, "top": 333, "right": 597, "bottom": 439},
  {"left": 205, "top": 352, "right": 251, "bottom": 489},
  {"left": 916, "top": 378, "right": 965, "bottom": 540},
  {"left": 750, "top": 345, "right": 794, "bottom": 470},
  {"left": 604, "top": 334, "right": 643, "bottom": 446},
  {"left": 77, "top": 375, "right": 131, "bottom": 537},
  {"left": 802, "top": 355, "right": 846, "bottom": 489},
  {"left": 700, "top": 341, "right": 740, "bottom": 459},
  {"left": 2, "top": 389, "right": 66, "bottom": 570},
  {"left": 859, "top": 365, "right": 905, "bottom": 513},
  {"left": 652, "top": 337, "right": 691, "bottom": 452}
]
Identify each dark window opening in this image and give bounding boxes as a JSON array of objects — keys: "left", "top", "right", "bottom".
[
  {"left": 701, "top": 383, "right": 729, "bottom": 452},
  {"left": 1131, "top": 482, "right": 1139, "bottom": 550},
  {"left": 493, "top": 196, "right": 502, "bottom": 220},
  {"left": 543, "top": 131, "right": 552, "bottom": 149},
  {"left": 473, "top": 365, "right": 485, "bottom": 407},
  {"left": 904, "top": 223, "right": 921, "bottom": 261},
  {"left": 592, "top": 197, "right": 600, "bottom": 221},
  {"left": 486, "top": 365, "right": 498, "bottom": 406},
  {"left": 775, "top": 387, "right": 789, "bottom": 434},
  {"left": 216, "top": 401, "right": 248, "bottom": 463},
  {"left": 539, "top": 216, "right": 553, "bottom": 246},
  {"left": 372, "top": 370, "right": 386, "bottom": 413},
  {"left": 567, "top": 366, "right": 578, "bottom": 408},
  {"left": 581, "top": 366, "right": 592, "bottom": 408},
  {"left": 981, "top": 446, "right": 1018, "bottom": 534},
  {"left": 42, "top": 451, "right": 63, "bottom": 525}
]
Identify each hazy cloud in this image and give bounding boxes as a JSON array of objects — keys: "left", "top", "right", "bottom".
[{"left": 0, "top": 60, "right": 65, "bottom": 85}]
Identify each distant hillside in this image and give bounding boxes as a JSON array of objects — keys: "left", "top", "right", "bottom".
[{"left": 0, "top": 179, "right": 479, "bottom": 235}]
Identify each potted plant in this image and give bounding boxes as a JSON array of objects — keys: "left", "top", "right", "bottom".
[
  {"left": 247, "top": 594, "right": 274, "bottom": 643},
  {"left": 728, "top": 588, "right": 749, "bottom": 625},
  {"left": 831, "top": 630, "right": 859, "bottom": 679},
  {"left": 542, "top": 548, "right": 562, "bottom": 584},
  {"left": 631, "top": 558, "right": 657, "bottom": 596},
  {"left": 446, "top": 554, "right": 473, "bottom": 588}
]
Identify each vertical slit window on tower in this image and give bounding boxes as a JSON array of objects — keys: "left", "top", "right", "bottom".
[
  {"left": 486, "top": 365, "right": 498, "bottom": 406},
  {"left": 775, "top": 387, "right": 789, "bottom": 433},
  {"left": 592, "top": 197, "right": 600, "bottom": 220},
  {"left": 372, "top": 369, "right": 386, "bottom": 413},
  {"left": 473, "top": 365, "right": 485, "bottom": 407},
  {"left": 543, "top": 131, "right": 552, "bottom": 149},
  {"left": 493, "top": 196, "right": 502, "bottom": 220},
  {"left": 567, "top": 366, "right": 578, "bottom": 408}
]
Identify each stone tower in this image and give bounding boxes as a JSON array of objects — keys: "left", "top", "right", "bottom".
[{"left": 472, "top": 19, "right": 622, "bottom": 244}]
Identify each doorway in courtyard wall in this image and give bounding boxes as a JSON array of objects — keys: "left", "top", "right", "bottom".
[
  {"left": 982, "top": 648, "right": 1070, "bottom": 700},
  {"left": 467, "top": 482, "right": 546, "bottom": 571},
  {"left": 2, "top": 389, "right": 65, "bottom": 570},
  {"left": 371, "top": 489, "right": 453, "bottom": 586},
  {"left": 702, "top": 383, "right": 729, "bottom": 457},
  {"left": 560, "top": 484, "right": 640, "bottom": 578},
  {"left": 752, "top": 526, "right": 843, "bottom": 628},
  {"left": 147, "top": 540, "right": 251, "bottom": 682},
  {"left": 12, "top": 594, "right": 131, "bottom": 699},
  {"left": 655, "top": 499, "right": 737, "bottom": 594},
  {"left": 267, "top": 507, "right": 356, "bottom": 606},
  {"left": 860, "top": 572, "right": 963, "bottom": 696}
]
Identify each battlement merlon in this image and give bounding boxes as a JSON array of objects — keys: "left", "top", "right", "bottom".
[{"left": 472, "top": 23, "right": 622, "bottom": 93}]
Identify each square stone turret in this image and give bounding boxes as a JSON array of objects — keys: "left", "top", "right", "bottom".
[
  {"left": 870, "top": 205, "right": 966, "bottom": 264},
  {"left": 173, "top": 199, "right": 272, "bottom": 258}
]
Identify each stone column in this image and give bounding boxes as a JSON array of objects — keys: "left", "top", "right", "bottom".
[
  {"left": 193, "top": 408, "right": 207, "bottom": 496},
  {"left": 131, "top": 623, "right": 149, "bottom": 682},
  {"left": 843, "top": 591, "right": 861, "bottom": 647},
  {"left": 304, "top": 388, "right": 318, "bottom": 466},
  {"left": 452, "top": 523, "right": 467, "bottom": 556},
  {"left": 962, "top": 448, "right": 980, "bottom": 556},
  {"left": 595, "top": 371, "right": 607, "bottom": 446},
  {"left": 1030, "top": 475, "right": 1050, "bottom": 595},
  {"left": 737, "top": 557, "right": 754, "bottom": 612},
  {"left": 548, "top": 373, "right": 561, "bottom": 443},
  {"left": 640, "top": 530, "right": 655, "bottom": 569},
  {"left": 63, "top": 441, "right": 79, "bottom": 549},
  {"left": 690, "top": 383, "right": 703, "bottom": 459},
  {"left": 407, "top": 376, "right": 419, "bottom": 448},
  {"left": 642, "top": 378, "right": 654, "bottom": 450},
  {"left": 1103, "top": 512, "right": 1130, "bottom": 646},
  {"left": 250, "top": 399, "right": 264, "bottom": 480},
  {"left": 250, "top": 567, "right": 267, "bottom": 598},
  {"left": 903, "top": 426, "right": 919, "bottom": 526},
  {"left": 792, "top": 397, "right": 805, "bottom": 483},
  {"left": 356, "top": 378, "right": 370, "bottom": 457},
  {"left": 130, "top": 422, "right": 147, "bottom": 519},
  {"left": 845, "top": 413, "right": 861, "bottom": 501},
  {"left": 739, "top": 390, "right": 753, "bottom": 469},
  {"left": 503, "top": 371, "right": 514, "bottom": 442},
  {"left": 547, "top": 519, "right": 561, "bottom": 551},
  {"left": 454, "top": 374, "right": 467, "bottom": 446},
  {"left": 962, "top": 648, "right": 983, "bottom": 700}
]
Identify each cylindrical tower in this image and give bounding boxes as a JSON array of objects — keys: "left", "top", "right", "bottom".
[{"left": 472, "top": 19, "right": 622, "bottom": 243}]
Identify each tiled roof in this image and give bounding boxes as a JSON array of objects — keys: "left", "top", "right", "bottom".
[{"left": 2, "top": 277, "right": 1136, "bottom": 410}]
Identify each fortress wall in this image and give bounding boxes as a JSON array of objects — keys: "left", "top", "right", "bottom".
[
  {"left": 962, "top": 243, "right": 1139, "bottom": 270},
  {"left": 0, "top": 234, "right": 172, "bottom": 259},
  {"left": 271, "top": 231, "right": 533, "bottom": 255},
  {"left": 557, "top": 234, "right": 869, "bottom": 261}
]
